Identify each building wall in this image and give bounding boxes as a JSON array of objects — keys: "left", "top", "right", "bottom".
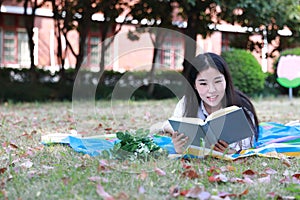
[{"left": 1, "top": 1, "right": 279, "bottom": 73}]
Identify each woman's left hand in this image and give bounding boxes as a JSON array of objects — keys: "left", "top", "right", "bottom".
[{"left": 213, "top": 140, "right": 236, "bottom": 154}]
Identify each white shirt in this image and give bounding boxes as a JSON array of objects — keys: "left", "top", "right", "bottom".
[{"left": 162, "top": 96, "right": 254, "bottom": 151}]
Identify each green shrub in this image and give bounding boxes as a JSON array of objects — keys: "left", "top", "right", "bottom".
[
  {"left": 0, "top": 68, "right": 183, "bottom": 102},
  {"left": 221, "top": 49, "right": 266, "bottom": 97}
]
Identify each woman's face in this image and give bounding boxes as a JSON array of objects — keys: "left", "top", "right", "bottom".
[{"left": 194, "top": 67, "right": 226, "bottom": 113}]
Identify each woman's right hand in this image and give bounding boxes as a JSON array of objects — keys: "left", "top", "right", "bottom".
[{"left": 171, "top": 131, "right": 189, "bottom": 154}]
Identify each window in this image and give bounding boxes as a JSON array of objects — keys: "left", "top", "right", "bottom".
[
  {"left": 3, "top": 30, "right": 16, "bottom": 63},
  {"left": 1, "top": 14, "right": 30, "bottom": 66},
  {"left": 156, "top": 34, "right": 184, "bottom": 70},
  {"left": 90, "top": 37, "right": 100, "bottom": 65},
  {"left": 18, "top": 31, "right": 30, "bottom": 66},
  {"left": 0, "top": 29, "right": 2, "bottom": 65},
  {"left": 86, "top": 35, "right": 113, "bottom": 70},
  {"left": 221, "top": 32, "right": 230, "bottom": 52}
]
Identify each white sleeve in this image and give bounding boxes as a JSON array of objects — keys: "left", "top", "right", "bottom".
[
  {"left": 172, "top": 96, "right": 185, "bottom": 117},
  {"left": 161, "top": 97, "right": 186, "bottom": 132},
  {"left": 149, "top": 97, "right": 186, "bottom": 134}
]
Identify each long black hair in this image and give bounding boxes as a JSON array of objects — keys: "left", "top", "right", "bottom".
[{"left": 183, "top": 52, "right": 259, "bottom": 140}]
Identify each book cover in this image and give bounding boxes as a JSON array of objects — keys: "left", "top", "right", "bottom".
[{"left": 168, "top": 106, "right": 255, "bottom": 149}]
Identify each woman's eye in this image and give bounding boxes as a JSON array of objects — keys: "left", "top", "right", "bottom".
[{"left": 199, "top": 82, "right": 207, "bottom": 86}]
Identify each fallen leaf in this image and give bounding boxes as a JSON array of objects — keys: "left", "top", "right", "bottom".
[
  {"left": 185, "top": 186, "right": 211, "bottom": 199},
  {"left": 61, "top": 177, "right": 71, "bottom": 186},
  {"left": 281, "top": 158, "right": 291, "bottom": 167},
  {"left": 20, "top": 160, "right": 33, "bottom": 169},
  {"left": 154, "top": 167, "right": 166, "bottom": 176},
  {"left": 207, "top": 166, "right": 220, "bottom": 176},
  {"left": 208, "top": 176, "right": 220, "bottom": 183},
  {"left": 138, "top": 186, "right": 145, "bottom": 194},
  {"left": 88, "top": 176, "right": 102, "bottom": 182},
  {"left": 265, "top": 168, "right": 277, "bottom": 175},
  {"left": 226, "top": 165, "right": 236, "bottom": 172},
  {"left": 180, "top": 189, "right": 189, "bottom": 196},
  {"left": 182, "top": 169, "right": 200, "bottom": 179},
  {"left": 238, "top": 189, "right": 249, "bottom": 198},
  {"left": 9, "top": 143, "right": 19, "bottom": 149},
  {"left": 266, "top": 192, "right": 277, "bottom": 198},
  {"left": 96, "top": 184, "right": 115, "bottom": 200},
  {"left": 169, "top": 185, "right": 180, "bottom": 197},
  {"left": 258, "top": 175, "right": 271, "bottom": 183},
  {"left": 98, "top": 160, "right": 110, "bottom": 172},
  {"left": 0, "top": 168, "right": 7, "bottom": 174},
  {"left": 208, "top": 174, "right": 228, "bottom": 183},
  {"left": 292, "top": 173, "right": 300, "bottom": 179},
  {"left": 242, "top": 169, "right": 257, "bottom": 177},
  {"left": 229, "top": 177, "right": 246, "bottom": 184},
  {"left": 180, "top": 159, "right": 192, "bottom": 169},
  {"left": 243, "top": 177, "right": 254, "bottom": 184},
  {"left": 115, "top": 192, "right": 129, "bottom": 200},
  {"left": 137, "top": 171, "right": 148, "bottom": 180}
]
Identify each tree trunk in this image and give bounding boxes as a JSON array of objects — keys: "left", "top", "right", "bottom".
[
  {"left": 99, "top": 24, "right": 109, "bottom": 75},
  {"left": 182, "top": 13, "right": 197, "bottom": 80},
  {"left": 23, "top": 0, "right": 37, "bottom": 82},
  {"left": 51, "top": 0, "right": 66, "bottom": 82},
  {"left": 147, "top": 47, "right": 159, "bottom": 97}
]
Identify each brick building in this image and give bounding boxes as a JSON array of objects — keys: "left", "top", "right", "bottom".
[{"left": 0, "top": 1, "right": 286, "bottom": 73}]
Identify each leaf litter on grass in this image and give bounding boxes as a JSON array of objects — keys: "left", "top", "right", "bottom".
[{"left": 0, "top": 98, "right": 300, "bottom": 199}]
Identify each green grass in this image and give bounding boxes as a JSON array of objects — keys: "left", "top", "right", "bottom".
[{"left": 0, "top": 97, "right": 300, "bottom": 199}]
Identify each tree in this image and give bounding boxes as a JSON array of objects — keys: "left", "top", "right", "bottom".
[
  {"left": 219, "top": 0, "right": 300, "bottom": 58},
  {"left": 176, "top": 0, "right": 220, "bottom": 78},
  {"left": 50, "top": 0, "right": 68, "bottom": 80},
  {"left": 50, "top": 0, "right": 129, "bottom": 81},
  {"left": 97, "top": 0, "right": 130, "bottom": 76},
  {"left": 18, "top": 0, "right": 47, "bottom": 81},
  {"left": 128, "top": 0, "right": 174, "bottom": 96}
]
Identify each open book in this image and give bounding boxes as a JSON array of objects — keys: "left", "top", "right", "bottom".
[{"left": 168, "top": 106, "right": 255, "bottom": 152}]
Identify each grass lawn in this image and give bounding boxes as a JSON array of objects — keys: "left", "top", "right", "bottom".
[{"left": 0, "top": 97, "right": 300, "bottom": 199}]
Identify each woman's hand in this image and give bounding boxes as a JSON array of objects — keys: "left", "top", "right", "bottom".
[
  {"left": 213, "top": 140, "right": 236, "bottom": 154},
  {"left": 171, "top": 131, "right": 189, "bottom": 154}
]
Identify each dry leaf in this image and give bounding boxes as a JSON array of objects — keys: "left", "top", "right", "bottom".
[
  {"left": 0, "top": 168, "right": 7, "bottom": 174},
  {"left": 169, "top": 185, "right": 180, "bottom": 197},
  {"left": 281, "top": 158, "right": 291, "bottom": 167},
  {"left": 182, "top": 169, "right": 200, "bottom": 179},
  {"left": 242, "top": 169, "right": 257, "bottom": 177},
  {"left": 137, "top": 171, "right": 148, "bottom": 180},
  {"left": 96, "top": 184, "right": 115, "bottom": 200},
  {"left": 258, "top": 175, "right": 271, "bottom": 183},
  {"left": 88, "top": 176, "right": 102, "bottom": 182},
  {"left": 154, "top": 167, "right": 166, "bottom": 176},
  {"left": 185, "top": 186, "right": 211, "bottom": 199},
  {"left": 265, "top": 168, "right": 277, "bottom": 175},
  {"left": 138, "top": 186, "right": 145, "bottom": 194}
]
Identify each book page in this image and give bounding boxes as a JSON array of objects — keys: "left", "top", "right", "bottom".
[
  {"left": 187, "top": 145, "right": 235, "bottom": 161},
  {"left": 206, "top": 105, "right": 240, "bottom": 121},
  {"left": 168, "top": 117, "right": 206, "bottom": 126}
]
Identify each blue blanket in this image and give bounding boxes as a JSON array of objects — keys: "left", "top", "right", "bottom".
[{"left": 44, "top": 122, "right": 300, "bottom": 159}]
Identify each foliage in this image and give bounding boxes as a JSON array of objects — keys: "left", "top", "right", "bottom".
[
  {"left": 221, "top": 49, "right": 266, "bottom": 96},
  {"left": 220, "top": 0, "right": 300, "bottom": 39},
  {"left": 0, "top": 68, "right": 184, "bottom": 102},
  {"left": 109, "top": 129, "right": 167, "bottom": 161},
  {"left": 50, "top": 0, "right": 129, "bottom": 74}
]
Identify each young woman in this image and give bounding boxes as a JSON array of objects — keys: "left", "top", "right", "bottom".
[{"left": 163, "top": 52, "right": 259, "bottom": 154}]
